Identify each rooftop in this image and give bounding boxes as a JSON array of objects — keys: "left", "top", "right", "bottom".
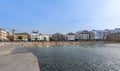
[{"left": 67, "top": 32, "right": 75, "bottom": 35}]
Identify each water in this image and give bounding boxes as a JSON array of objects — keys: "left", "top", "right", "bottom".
[{"left": 31, "top": 43, "right": 120, "bottom": 71}]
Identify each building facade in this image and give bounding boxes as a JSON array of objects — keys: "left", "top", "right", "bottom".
[
  {"left": 43, "top": 34, "right": 50, "bottom": 41},
  {"left": 0, "top": 28, "right": 9, "bottom": 41},
  {"left": 31, "top": 30, "right": 39, "bottom": 41},
  {"left": 108, "top": 28, "right": 120, "bottom": 42},
  {"left": 39, "top": 34, "right": 44, "bottom": 41},
  {"left": 39, "top": 34, "right": 50, "bottom": 41},
  {"left": 31, "top": 30, "right": 50, "bottom": 41},
  {"left": 67, "top": 32, "right": 75, "bottom": 41},
  {"left": 103, "top": 29, "right": 113, "bottom": 40},
  {"left": 109, "top": 33, "right": 120, "bottom": 42},
  {"left": 114, "top": 28, "right": 120, "bottom": 33},
  {"left": 15, "top": 33, "right": 30, "bottom": 41},
  {"left": 77, "top": 30, "right": 91, "bottom": 41},
  {"left": 91, "top": 30, "right": 104, "bottom": 41}
]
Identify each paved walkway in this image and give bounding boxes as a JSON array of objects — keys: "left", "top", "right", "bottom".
[
  {"left": 0, "top": 44, "right": 15, "bottom": 55},
  {"left": 0, "top": 44, "right": 40, "bottom": 71}
]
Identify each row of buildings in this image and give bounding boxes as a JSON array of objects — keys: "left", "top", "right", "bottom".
[
  {"left": 0, "top": 28, "right": 120, "bottom": 42},
  {"left": 0, "top": 29, "right": 51, "bottom": 42}
]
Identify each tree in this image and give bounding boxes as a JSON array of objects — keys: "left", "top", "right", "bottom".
[
  {"left": 18, "top": 36, "right": 23, "bottom": 41},
  {"left": 51, "top": 33, "right": 65, "bottom": 41},
  {"left": 44, "top": 37, "right": 46, "bottom": 41},
  {"left": 50, "top": 37, "right": 53, "bottom": 41},
  {"left": 35, "top": 38, "right": 38, "bottom": 42}
]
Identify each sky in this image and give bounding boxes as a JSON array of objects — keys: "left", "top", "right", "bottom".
[{"left": 0, "top": 0, "right": 120, "bottom": 34}]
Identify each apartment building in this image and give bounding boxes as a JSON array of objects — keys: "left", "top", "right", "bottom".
[
  {"left": 67, "top": 32, "right": 75, "bottom": 41},
  {"left": 31, "top": 30, "right": 39, "bottom": 41},
  {"left": 0, "top": 28, "right": 9, "bottom": 41},
  {"left": 108, "top": 28, "right": 120, "bottom": 42},
  {"left": 31, "top": 30, "right": 50, "bottom": 41},
  {"left": 39, "top": 34, "right": 50, "bottom": 41},
  {"left": 91, "top": 30, "right": 104, "bottom": 41},
  {"left": 77, "top": 30, "right": 91, "bottom": 41},
  {"left": 15, "top": 33, "right": 30, "bottom": 41}
]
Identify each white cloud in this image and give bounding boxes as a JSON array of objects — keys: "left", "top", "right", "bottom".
[{"left": 89, "top": 0, "right": 120, "bottom": 29}]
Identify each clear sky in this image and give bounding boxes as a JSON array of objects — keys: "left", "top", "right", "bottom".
[{"left": 0, "top": 0, "right": 120, "bottom": 34}]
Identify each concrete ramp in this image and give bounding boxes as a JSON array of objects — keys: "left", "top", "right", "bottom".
[{"left": 0, "top": 53, "right": 40, "bottom": 71}]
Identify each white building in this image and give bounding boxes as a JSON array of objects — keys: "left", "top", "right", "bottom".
[
  {"left": 91, "top": 30, "right": 104, "bottom": 40},
  {"left": 77, "top": 30, "right": 90, "bottom": 41},
  {"left": 67, "top": 32, "right": 75, "bottom": 41},
  {"left": 114, "top": 28, "right": 120, "bottom": 33},
  {"left": 31, "top": 30, "right": 50, "bottom": 41},
  {"left": 39, "top": 34, "right": 50, "bottom": 41},
  {"left": 39, "top": 34, "right": 44, "bottom": 41},
  {"left": 44, "top": 34, "right": 50, "bottom": 41},
  {"left": 0, "top": 28, "right": 9, "bottom": 41},
  {"left": 31, "top": 30, "right": 39, "bottom": 41}
]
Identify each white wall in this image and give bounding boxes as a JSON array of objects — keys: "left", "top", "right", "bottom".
[
  {"left": 80, "top": 34, "right": 89, "bottom": 40},
  {"left": 68, "top": 35, "right": 75, "bottom": 40},
  {"left": 31, "top": 33, "right": 39, "bottom": 41},
  {"left": 92, "top": 30, "right": 104, "bottom": 40}
]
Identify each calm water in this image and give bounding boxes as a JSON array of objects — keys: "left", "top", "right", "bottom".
[{"left": 32, "top": 43, "right": 120, "bottom": 71}]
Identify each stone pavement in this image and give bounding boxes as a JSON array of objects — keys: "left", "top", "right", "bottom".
[
  {"left": 0, "top": 44, "right": 15, "bottom": 55},
  {"left": 0, "top": 44, "right": 40, "bottom": 71}
]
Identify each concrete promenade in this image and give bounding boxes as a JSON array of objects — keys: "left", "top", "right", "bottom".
[{"left": 0, "top": 43, "right": 40, "bottom": 71}]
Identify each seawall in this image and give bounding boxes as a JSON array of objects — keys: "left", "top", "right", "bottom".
[{"left": 20, "top": 41, "right": 106, "bottom": 47}]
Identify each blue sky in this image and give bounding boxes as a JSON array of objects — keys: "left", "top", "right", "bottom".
[{"left": 0, "top": 0, "right": 120, "bottom": 34}]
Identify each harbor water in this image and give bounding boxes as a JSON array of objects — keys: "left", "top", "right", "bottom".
[{"left": 31, "top": 43, "right": 120, "bottom": 71}]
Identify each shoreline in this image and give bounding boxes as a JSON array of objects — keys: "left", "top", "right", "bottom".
[
  {"left": 1, "top": 41, "right": 119, "bottom": 47},
  {"left": 20, "top": 41, "right": 119, "bottom": 47}
]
